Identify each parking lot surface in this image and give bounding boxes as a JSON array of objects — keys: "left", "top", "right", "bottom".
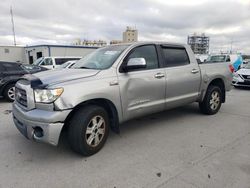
[{"left": 0, "top": 88, "right": 249, "bottom": 188}]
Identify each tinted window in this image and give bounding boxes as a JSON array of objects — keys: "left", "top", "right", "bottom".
[
  {"left": 126, "top": 45, "right": 158, "bottom": 70},
  {"left": 162, "top": 47, "right": 190, "bottom": 67},
  {"left": 0, "top": 64, "right": 4, "bottom": 72},
  {"left": 3, "top": 63, "right": 22, "bottom": 71}
]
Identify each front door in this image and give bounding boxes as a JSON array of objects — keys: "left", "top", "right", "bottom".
[{"left": 118, "top": 45, "right": 166, "bottom": 121}]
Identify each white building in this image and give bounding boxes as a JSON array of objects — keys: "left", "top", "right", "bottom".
[
  {"left": 0, "top": 45, "right": 26, "bottom": 63},
  {"left": 122, "top": 26, "right": 138, "bottom": 43},
  {"left": 0, "top": 44, "right": 98, "bottom": 64}
]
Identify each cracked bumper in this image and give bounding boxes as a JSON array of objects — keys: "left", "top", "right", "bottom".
[{"left": 12, "top": 103, "right": 71, "bottom": 146}]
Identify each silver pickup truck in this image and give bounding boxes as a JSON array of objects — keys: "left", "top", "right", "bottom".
[{"left": 12, "top": 42, "right": 233, "bottom": 156}]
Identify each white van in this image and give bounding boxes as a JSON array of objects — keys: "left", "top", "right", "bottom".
[{"left": 33, "top": 57, "right": 81, "bottom": 69}]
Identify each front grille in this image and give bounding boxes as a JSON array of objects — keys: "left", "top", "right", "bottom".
[
  {"left": 241, "top": 75, "right": 250, "bottom": 80},
  {"left": 15, "top": 87, "right": 28, "bottom": 107}
]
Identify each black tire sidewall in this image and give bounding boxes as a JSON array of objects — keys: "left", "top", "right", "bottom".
[
  {"left": 4, "top": 84, "right": 15, "bottom": 102},
  {"left": 202, "top": 86, "right": 222, "bottom": 115},
  {"left": 68, "top": 105, "right": 110, "bottom": 156}
]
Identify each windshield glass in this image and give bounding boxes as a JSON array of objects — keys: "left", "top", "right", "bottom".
[
  {"left": 21, "top": 64, "right": 41, "bottom": 71},
  {"left": 34, "top": 57, "right": 44, "bottom": 65},
  {"left": 206, "top": 55, "right": 227, "bottom": 62},
  {"left": 243, "top": 63, "right": 250, "bottom": 69},
  {"left": 73, "top": 45, "right": 129, "bottom": 70},
  {"left": 60, "top": 61, "right": 72, "bottom": 68}
]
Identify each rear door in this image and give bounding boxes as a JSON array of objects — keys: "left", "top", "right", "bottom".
[
  {"left": 118, "top": 44, "right": 166, "bottom": 121},
  {"left": 160, "top": 45, "right": 201, "bottom": 109}
]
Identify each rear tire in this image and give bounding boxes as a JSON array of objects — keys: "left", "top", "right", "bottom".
[
  {"left": 68, "top": 105, "right": 109, "bottom": 156},
  {"left": 4, "top": 83, "right": 15, "bottom": 102},
  {"left": 199, "top": 85, "right": 222, "bottom": 115}
]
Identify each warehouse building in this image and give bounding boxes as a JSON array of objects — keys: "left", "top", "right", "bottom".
[
  {"left": 0, "top": 44, "right": 98, "bottom": 64},
  {"left": 0, "top": 45, "right": 26, "bottom": 63}
]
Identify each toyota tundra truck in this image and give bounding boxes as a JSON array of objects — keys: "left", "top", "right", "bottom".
[{"left": 12, "top": 42, "right": 233, "bottom": 156}]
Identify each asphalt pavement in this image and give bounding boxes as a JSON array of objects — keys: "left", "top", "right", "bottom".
[{"left": 0, "top": 88, "right": 249, "bottom": 188}]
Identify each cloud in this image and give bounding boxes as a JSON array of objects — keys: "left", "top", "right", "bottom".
[{"left": 0, "top": 0, "right": 250, "bottom": 53}]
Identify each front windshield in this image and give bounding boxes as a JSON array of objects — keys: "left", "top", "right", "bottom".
[
  {"left": 243, "top": 63, "right": 250, "bottom": 69},
  {"left": 73, "top": 45, "right": 129, "bottom": 70},
  {"left": 34, "top": 57, "right": 44, "bottom": 65},
  {"left": 61, "top": 62, "right": 72, "bottom": 68},
  {"left": 206, "top": 55, "right": 227, "bottom": 62}
]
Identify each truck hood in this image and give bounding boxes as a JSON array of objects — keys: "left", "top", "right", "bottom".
[
  {"left": 237, "top": 68, "right": 250, "bottom": 75},
  {"left": 33, "top": 68, "right": 100, "bottom": 85}
]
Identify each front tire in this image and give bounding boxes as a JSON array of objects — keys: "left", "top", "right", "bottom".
[
  {"left": 4, "top": 83, "right": 15, "bottom": 102},
  {"left": 68, "top": 105, "right": 109, "bottom": 156},
  {"left": 199, "top": 85, "right": 222, "bottom": 115}
]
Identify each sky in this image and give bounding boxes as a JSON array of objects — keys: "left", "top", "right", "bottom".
[{"left": 0, "top": 0, "right": 250, "bottom": 53}]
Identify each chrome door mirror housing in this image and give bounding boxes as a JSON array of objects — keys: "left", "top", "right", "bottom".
[{"left": 123, "top": 58, "right": 146, "bottom": 72}]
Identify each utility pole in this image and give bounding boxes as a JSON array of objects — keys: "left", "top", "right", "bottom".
[{"left": 10, "top": 6, "right": 16, "bottom": 46}]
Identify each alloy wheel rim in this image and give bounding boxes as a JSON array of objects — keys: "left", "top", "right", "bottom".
[
  {"left": 85, "top": 115, "right": 105, "bottom": 147},
  {"left": 209, "top": 91, "right": 220, "bottom": 110},
  {"left": 8, "top": 87, "right": 15, "bottom": 100}
]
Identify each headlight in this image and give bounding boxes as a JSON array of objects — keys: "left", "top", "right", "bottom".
[
  {"left": 34, "top": 88, "right": 64, "bottom": 103},
  {"left": 233, "top": 72, "right": 239, "bottom": 78}
]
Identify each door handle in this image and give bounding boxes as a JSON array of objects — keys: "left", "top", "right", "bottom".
[
  {"left": 154, "top": 73, "right": 165, "bottom": 79},
  {"left": 191, "top": 69, "right": 199, "bottom": 74}
]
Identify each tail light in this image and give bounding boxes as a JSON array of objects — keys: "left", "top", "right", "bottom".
[{"left": 229, "top": 64, "right": 234, "bottom": 73}]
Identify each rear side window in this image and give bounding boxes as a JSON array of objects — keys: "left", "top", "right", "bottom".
[
  {"left": 3, "top": 63, "right": 22, "bottom": 71},
  {"left": 161, "top": 47, "right": 190, "bottom": 67},
  {"left": 0, "top": 64, "right": 4, "bottom": 72}
]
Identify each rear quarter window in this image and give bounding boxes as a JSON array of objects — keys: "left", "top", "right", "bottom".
[{"left": 161, "top": 47, "right": 190, "bottom": 67}]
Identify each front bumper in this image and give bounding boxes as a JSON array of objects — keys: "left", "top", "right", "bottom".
[
  {"left": 12, "top": 103, "right": 71, "bottom": 146},
  {"left": 232, "top": 77, "right": 250, "bottom": 87}
]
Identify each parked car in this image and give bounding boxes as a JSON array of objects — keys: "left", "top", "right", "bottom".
[
  {"left": 232, "top": 62, "right": 250, "bottom": 87},
  {"left": 12, "top": 42, "right": 233, "bottom": 156},
  {"left": 0, "top": 61, "right": 47, "bottom": 101},
  {"left": 206, "top": 54, "right": 243, "bottom": 71},
  {"left": 57, "top": 60, "right": 77, "bottom": 69},
  {"left": 242, "top": 55, "right": 250, "bottom": 67},
  {"left": 33, "top": 57, "right": 81, "bottom": 69}
]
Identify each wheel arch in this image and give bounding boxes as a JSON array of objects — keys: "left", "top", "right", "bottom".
[
  {"left": 203, "top": 78, "right": 226, "bottom": 103},
  {"left": 63, "top": 98, "right": 120, "bottom": 134}
]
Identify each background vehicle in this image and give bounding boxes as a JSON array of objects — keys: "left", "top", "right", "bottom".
[
  {"left": 195, "top": 54, "right": 209, "bottom": 63},
  {"left": 57, "top": 60, "right": 77, "bottom": 69},
  {"left": 34, "top": 57, "right": 81, "bottom": 69},
  {"left": 206, "top": 54, "right": 243, "bottom": 71},
  {"left": 242, "top": 55, "right": 250, "bottom": 67},
  {"left": 233, "top": 62, "right": 250, "bottom": 87},
  {"left": 12, "top": 42, "right": 233, "bottom": 156},
  {"left": 0, "top": 61, "right": 47, "bottom": 101}
]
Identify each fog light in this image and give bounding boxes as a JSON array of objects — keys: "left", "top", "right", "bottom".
[{"left": 33, "top": 127, "right": 44, "bottom": 138}]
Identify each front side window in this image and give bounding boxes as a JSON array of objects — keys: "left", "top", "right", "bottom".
[
  {"left": 41, "top": 58, "right": 52, "bottom": 65},
  {"left": 125, "top": 45, "right": 159, "bottom": 70},
  {"left": 162, "top": 47, "right": 190, "bottom": 67}
]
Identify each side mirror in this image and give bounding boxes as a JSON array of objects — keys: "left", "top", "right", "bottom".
[{"left": 123, "top": 58, "right": 146, "bottom": 72}]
